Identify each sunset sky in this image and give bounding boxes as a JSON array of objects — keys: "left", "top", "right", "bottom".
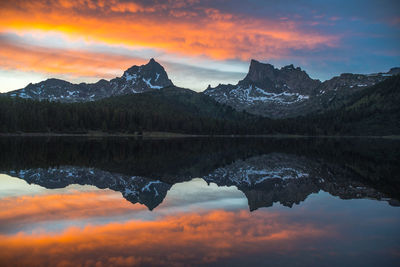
[{"left": 0, "top": 0, "right": 399, "bottom": 92}]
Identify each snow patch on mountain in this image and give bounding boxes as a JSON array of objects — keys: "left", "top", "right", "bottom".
[
  {"left": 206, "top": 85, "right": 310, "bottom": 105},
  {"left": 124, "top": 73, "right": 137, "bottom": 82},
  {"left": 142, "top": 78, "right": 162, "bottom": 89}
]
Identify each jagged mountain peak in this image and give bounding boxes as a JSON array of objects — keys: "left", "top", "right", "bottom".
[
  {"left": 246, "top": 59, "right": 276, "bottom": 83},
  {"left": 281, "top": 64, "right": 303, "bottom": 72},
  {"left": 117, "top": 58, "right": 173, "bottom": 94},
  {"left": 282, "top": 64, "right": 295, "bottom": 70},
  {"left": 123, "top": 58, "right": 165, "bottom": 75},
  {"left": 241, "top": 60, "right": 319, "bottom": 92},
  {"left": 203, "top": 59, "right": 320, "bottom": 118},
  {"left": 245, "top": 60, "right": 310, "bottom": 84},
  {"left": 249, "top": 59, "right": 274, "bottom": 69}
]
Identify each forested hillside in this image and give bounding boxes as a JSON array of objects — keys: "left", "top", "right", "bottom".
[
  {"left": 0, "top": 76, "right": 399, "bottom": 136},
  {"left": 282, "top": 75, "right": 400, "bottom": 135},
  {"left": 0, "top": 86, "right": 265, "bottom": 135}
]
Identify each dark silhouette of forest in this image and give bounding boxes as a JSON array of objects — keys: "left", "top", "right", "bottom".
[{"left": 0, "top": 75, "right": 399, "bottom": 136}]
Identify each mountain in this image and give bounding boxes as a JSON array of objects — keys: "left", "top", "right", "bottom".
[
  {"left": 5, "top": 58, "right": 173, "bottom": 102},
  {"left": 204, "top": 59, "right": 395, "bottom": 118},
  {"left": 109, "top": 58, "right": 173, "bottom": 95},
  {"left": 5, "top": 57, "right": 396, "bottom": 121},
  {"left": 1, "top": 75, "right": 399, "bottom": 135},
  {"left": 300, "top": 74, "right": 400, "bottom": 135},
  {"left": 2, "top": 58, "right": 399, "bottom": 135}
]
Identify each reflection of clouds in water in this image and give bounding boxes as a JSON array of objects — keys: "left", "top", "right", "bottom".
[
  {"left": 157, "top": 178, "right": 248, "bottom": 213},
  {"left": 0, "top": 174, "right": 45, "bottom": 197},
  {"left": 0, "top": 137, "right": 399, "bottom": 266},
  {"left": 0, "top": 174, "right": 105, "bottom": 198},
  {"left": 0, "top": 175, "right": 332, "bottom": 266},
  {"left": 0, "top": 176, "right": 248, "bottom": 234},
  {"left": 2, "top": 201, "right": 398, "bottom": 267},
  {"left": 0, "top": 185, "right": 146, "bottom": 234},
  {"left": 0, "top": 209, "right": 333, "bottom": 267},
  {"left": 0, "top": 176, "right": 399, "bottom": 266}
]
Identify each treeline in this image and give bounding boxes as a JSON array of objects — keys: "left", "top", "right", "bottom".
[
  {"left": 0, "top": 76, "right": 399, "bottom": 136},
  {"left": 0, "top": 87, "right": 270, "bottom": 135}
]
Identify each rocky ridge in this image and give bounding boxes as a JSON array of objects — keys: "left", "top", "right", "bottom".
[
  {"left": 5, "top": 58, "right": 398, "bottom": 119},
  {"left": 6, "top": 58, "right": 173, "bottom": 102},
  {"left": 204, "top": 59, "right": 395, "bottom": 118}
]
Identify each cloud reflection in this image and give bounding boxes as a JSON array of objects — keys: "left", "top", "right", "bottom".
[
  {"left": 0, "top": 210, "right": 331, "bottom": 267},
  {"left": 0, "top": 176, "right": 332, "bottom": 266},
  {"left": 0, "top": 190, "right": 146, "bottom": 232},
  {"left": 0, "top": 173, "right": 399, "bottom": 266}
]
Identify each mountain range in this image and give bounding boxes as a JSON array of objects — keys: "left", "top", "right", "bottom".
[{"left": 4, "top": 58, "right": 399, "bottom": 119}]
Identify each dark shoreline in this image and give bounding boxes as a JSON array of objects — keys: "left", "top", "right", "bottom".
[{"left": 0, "top": 132, "right": 399, "bottom": 139}]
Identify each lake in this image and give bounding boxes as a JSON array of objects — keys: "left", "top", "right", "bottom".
[{"left": 0, "top": 137, "right": 399, "bottom": 267}]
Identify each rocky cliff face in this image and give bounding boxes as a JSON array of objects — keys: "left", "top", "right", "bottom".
[
  {"left": 204, "top": 59, "right": 395, "bottom": 118},
  {"left": 6, "top": 58, "right": 173, "bottom": 102},
  {"left": 243, "top": 60, "right": 321, "bottom": 95}
]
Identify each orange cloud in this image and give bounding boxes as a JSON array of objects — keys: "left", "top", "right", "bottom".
[
  {"left": 0, "top": 38, "right": 146, "bottom": 79},
  {"left": 0, "top": 190, "right": 146, "bottom": 227},
  {"left": 0, "top": 0, "right": 338, "bottom": 63},
  {"left": 0, "top": 210, "right": 332, "bottom": 266}
]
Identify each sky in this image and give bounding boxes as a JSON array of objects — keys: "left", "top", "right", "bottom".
[{"left": 0, "top": 0, "right": 399, "bottom": 92}]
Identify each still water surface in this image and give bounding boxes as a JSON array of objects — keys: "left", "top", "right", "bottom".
[{"left": 0, "top": 137, "right": 399, "bottom": 266}]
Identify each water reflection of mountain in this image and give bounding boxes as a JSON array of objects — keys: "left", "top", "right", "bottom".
[{"left": 1, "top": 137, "right": 399, "bottom": 210}]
